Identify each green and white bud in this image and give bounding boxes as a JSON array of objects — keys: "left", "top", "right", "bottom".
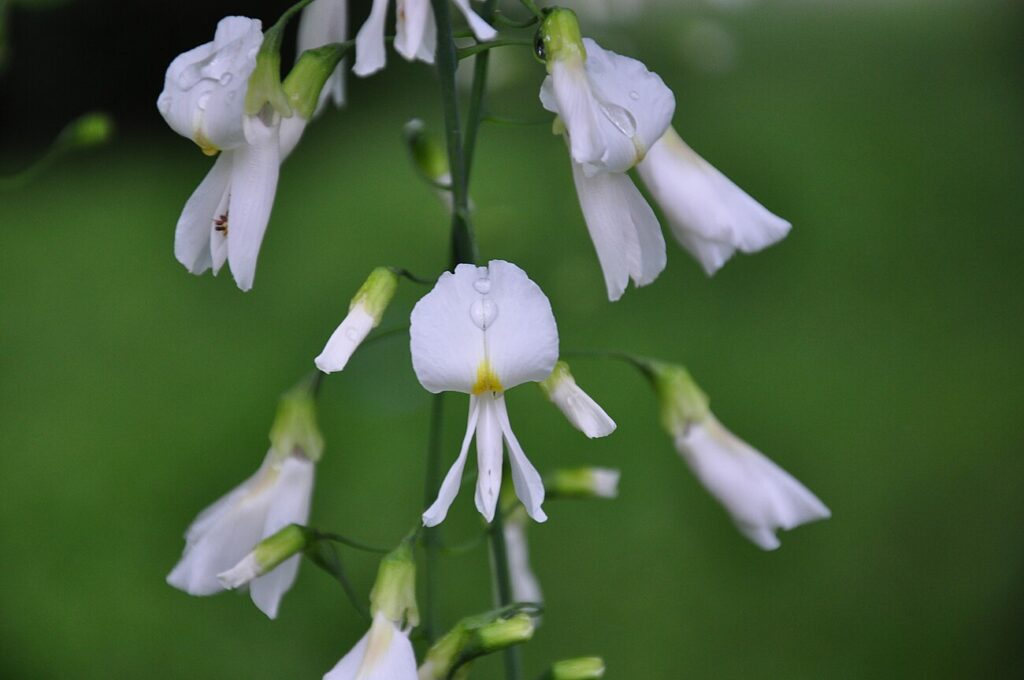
[
  {"left": 547, "top": 657, "right": 606, "bottom": 680},
  {"left": 418, "top": 610, "right": 536, "bottom": 680},
  {"left": 315, "top": 267, "right": 399, "bottom": 373},
  {"left": 59, "top": 112, "right": 115, "bottom": 150},
  {"left": 540, "top": 361, "right": 616, "bottom": 438},
  {"left": 535, "top": 8, "right": 586, "bottom": 69},
  {"left": 403, "top": 119, "right": 450, "bottom": 186},
  {"left": 283, "top": 43, "right": 347, "bottom": 120},
  {"left": 369, "top": 541, "right": 419, "bottom": 627},
  {"left": 544, "top": 467, "right": 620, "bottom": 500},
  {"left": 269, "top": 379, "right": 324, "bottom": 462},
  {"left": 217, "top": 523, "right": 310, "bottom": 589},
  {"left": 642, "top": 360, "right": 710, "bottom": 436}
]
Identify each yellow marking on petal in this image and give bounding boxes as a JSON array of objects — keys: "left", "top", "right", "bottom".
[
  {"left": 472, "top": 360, "right": 504, "bottom": 395},
  {"left": 194, "top": 132, "right": 219, "bottom": 156}
]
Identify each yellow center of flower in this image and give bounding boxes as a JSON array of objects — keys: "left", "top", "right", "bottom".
[{"left": 472, "top": 360, "right": 503, "bottom": 395}]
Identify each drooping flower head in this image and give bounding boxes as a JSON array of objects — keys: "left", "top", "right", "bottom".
[{"left": 411, "top": 260, "right": 559, "bottom": 525}]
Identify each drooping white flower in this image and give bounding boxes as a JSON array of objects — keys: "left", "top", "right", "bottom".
[
  {"left": 166, "top": 449, "right": 315, "bottom": 618},
  {"left": 297, "top": 0, "right": 348, "bottom": 113},
  {"left": 325, "top": 543, "right": 419, "bottom": 680},
  {"left": 537, "top": 10, "right": 674, "bottom": 300},
  {"left": 637, "top": 127, "right": 791, "bottom": 275},
  {"left": 354, "top": 0, "right": 496, "bottom": 77},
  {"left": 159, "top": 16, "right": 305, "bottom": 291},
  {"left": 316, "top": 267, "right": 399, "bottom": 373},
  {"left": 650, "top": 361, "right": 829, "bottom": 550},
  {"left": 411, "top": 260, "right": 559, "bottom": 526},
  {"left": 540, "top": 361, "right": 615, "bottom": 438}
]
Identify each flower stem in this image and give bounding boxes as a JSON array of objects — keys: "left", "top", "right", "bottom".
[{"left": 463, "top": 0, "right": 501, "bottom": 181}]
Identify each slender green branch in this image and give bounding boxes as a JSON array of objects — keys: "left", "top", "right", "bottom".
[
  {"left": 458, "top": 38, "right": 533, "bottom": 61},
  {"left": 311, "top": 530, "right": 391, "bottom": 554},
  {"left": 305, "top": 541, "right": 371, "bottom": 620},
  {"left": 518, "top": 0, "right": 544, "bottom": 20},
  {"left": 494, "top": 12, "right": 540, "bottom": 29},
  {"left": 463, "top": 0, "right": 501, "bottom": 186}
]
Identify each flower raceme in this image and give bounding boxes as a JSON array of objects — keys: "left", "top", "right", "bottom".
[
  {"left": 411, "top": 260, "right": 560, "bottom": 526},
  {"left": 537, "top": 9, "right": 790, "bottom": 299},
  {"left": 354, "top": 0, "right": 497, "bottom": 77}
]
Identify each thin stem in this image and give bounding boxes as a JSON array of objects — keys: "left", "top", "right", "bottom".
[
  {"left": 518, "top": 0, "right": 544, "bottom": 20},
  {"left": 305, "top": 541, "right": 371, "bottom": 621},
  {"left": 311, "top": 530, "right": 391, "bottom": 554},
  {"left": 489, "top": 504, "right": 523, "bottom": 679},
  {"left": 422, "top": 392, "right": 446, "bottom": 644},
  {"left": 457, "top": 38, "right": 533, "bottom": 61},
  {"left": 463, "top": 0, "right": 500, "bottom": 184}
]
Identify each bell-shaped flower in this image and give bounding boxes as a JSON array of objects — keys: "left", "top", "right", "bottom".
[
  {"left": 411, "top": 260, "right": 559, "bottom": 526},
  {"left": 637, "top": 127, "right": 791, "bottom": 275},
  {"left": 316, "top": 267, "right": 399, "bottom": 373},
  {"left": 649, "top": 361, "right": 829, "bottom": 550},
  {"left": 297, "top": 0, "right": 348, "bottom": 113},
  {"left": 324, "top": 543, "right": 419, "bottom": 680},
  {"left": 354, "top": 0, "right": 497, "bottom": 77},
  {"left": 166, "top": 449, "right": 315, "bottom": 617},
  {"left": 540, "top": 361, "right": 615, "bottom": 438},
  {"left": 166, "top": 383, "right": 322, "bottom": 617}
]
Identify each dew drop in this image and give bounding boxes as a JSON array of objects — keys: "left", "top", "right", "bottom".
[
  {"left": 470, "top": 299, "right": 499, "bottom": 330},
  {"left": 176, "top": 65, "right": 203, "bottom": 90},
  {"left": 599, "top": 102, "right": 637, "bottom": 139},
  {"left": 345, "top": 327, "right": 362, "bottom": 342},
  {"left": 473, "top": 279, "right": 491, "bottom": 294},
  {"left": 629, "top": 90, "right": 640, "bottom": 101},
  {"left": 197, "top": 92, "right": 211, "bottom": 111},
  {"left": 219, "top": 72, "right": 234, "bottom": 86},
  {"left": 157, "top": 93, "right": 171, "bottom": 115}
]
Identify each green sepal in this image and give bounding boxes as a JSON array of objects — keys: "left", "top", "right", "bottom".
[
  {"left": 268, "top": 377, "right": 324, "bottom": 462},
  {"left": 283, "top": 43, "right": 349, "bottom": 119}
]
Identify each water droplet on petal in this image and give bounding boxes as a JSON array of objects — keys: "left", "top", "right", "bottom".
[
  {"left": 197, "top": 93, "right": 211, "bottom": 110},
  {"left": 219, "top": 72, "right": 233, "bottom": 86},
  {"left": 629, "top": 90, "right": 640, "bottom": 101},
  {"left": 599, "top": 102, "right": 637, "bottom": 139},
  {"left": 345, "top": 327, "right": 361, "bottom": 342},
  {"left": 473, "top": 279, "right": 491, "bottom": 294},
  {"left": 157, "top": 93, "right": 171, "bottom": 115},
  {"left": 177, "top": 65, "right": 203, "bottom": 90},
  {"left": 470, "top": 299, "right": 499, "bottom": 330}
]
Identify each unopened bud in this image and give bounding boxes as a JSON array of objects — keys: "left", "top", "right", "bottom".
[
  {"left": 547, "top": 657, "right": 606, "bottom": 680},
  {"left": 370, "top": 541, "right": 419, "bottom": 627},
  {"left": 535, "top": 8, "right": 586, "bottom": 68},
  {"left": 269, "top": 379, "right": 324, "bottom": 462},
  {"left": 545, "top": 467, "right": 620, "bottom": 500},
  {"left": 540, "top": 362, "right": 616, "bottom": 438},
  {"left": 59, "top": 112, "right": 115, "bottom": 150},
  {"left": 283, "top": 44, "right": 347, "bottom": 120},
  {"left": 217, "top": 523, "right": 310, "bottom": 588},
  {"left": 419, "top": 609, "right": 536, "bottom": 680},
  {"left": 315, "top": 267, "right": 399, "bottom": 373},
  {"left": 403, "top": 119, "right": 451, "bottom": 185},
  {"left": 642, "top": 360, "right": 710, "bottom": 436}
]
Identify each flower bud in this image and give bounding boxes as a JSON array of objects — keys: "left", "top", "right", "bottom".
[
  {"left": 642, "top": 360, "right": 710, "bottom": 436},
  {"left": 283, "top": 44, "right": 347, "bottom": 120},
  {"left": 403, "top": 119, "right": 451, "bottom": 185},
  {"left": 471, "top": 613, "right": 534, "bottom": 653},
  {"left": 536, "top": 8, "right": 586, "bottom": 69},
  {"left": 544, "top": 467, "right": 620, "bottom": 500},
  {"left": 540, "top": 361, "right": 615, "bottom": 438},
  {"left": 244, "top": 20, "right": 292, "bottom": 118},
  {"left": 269, "top": 379, "right": 324, "bottom": 462},
  {"left": 315, "top": 267, "right": 399, "bottom": 373},
  {"left": 547, "top": 657, "right": 606, "bottom": 680},
  {"left": 419, "top": 609, "right": 536, "bottom": 680},
  {"left": 369, "top": 541, "right": 419, "bottom": 627},
  {"left": 59, "top": 112, "right": 115, "bottom": 150},
  {"left": 217, "top": 523, "right": 310, "bottom": 589}
]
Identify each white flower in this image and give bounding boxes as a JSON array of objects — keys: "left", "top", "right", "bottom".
[
  {"left": 159, "top": 17, "right": 305, "bottom": 291},
  {"left": 298, "top": 0, "right": 348, "bottom": 113},
  {"left": 166, "top": 450, "right": 315, "bottom": 618},
  {"left": 316, "top": 268, "right": 399, "bottom": 373},
  {"left": 636, "top": 127, "right": 791, "bottom": 275},
  {"left": 540, "top": 361, "right": 615, "bottom": 438},
  {"left": 674, "top": 415, "right": 829, "bottom": 550},
  {"left": 538, "top": 25, "right": 675, "bottom": 300},
  {"left": 324, "top": 611, "right": 418, "bottom": 680},
  {"left": 410, "top": 260, "right": 559, "bottom": 526},
  {"left": 354, "top": 0, "right": 497, "bottom": 77},
  {"left": 503, "top": 509, "right": 543, "bottom": 606}
]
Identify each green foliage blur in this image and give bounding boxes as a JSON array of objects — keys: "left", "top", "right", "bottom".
[{"left": 1, "top": 1, "right": 1022, "bottom": 678}]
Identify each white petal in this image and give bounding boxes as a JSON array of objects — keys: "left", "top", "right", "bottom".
[
  {"left": 675, "top": 415, "right": 830, "bottom": 550},
  {"left": 637, "top": 127, "right": 791, "bottom": 275},
  {"left": 423, "top": 398, "right": 480, "bottom": 527},
  {"left": 209, "top": 171, "right": 232, "bottom": 275},
  {"left": 503, "top": 515, "right": 543, "bottom": 605},
  {"left": 216, "top": 552, "right": 261, "bottom": 589},
  {"left": 394, "top": 0, "right": 432, "bottom": 62},
  {"left": 416, "top": 5, "right": 437, "bottom": 63},
  {"left": 174, "top": 151, "right": 232, "bottom": 275},
  {"left": 480, "top": 260, "right": 560, "bottom": 391},
  {"left": 166, "top": 451, "right": 279, "bottom": 595},
  {"left": 250, "top": 455, "right": 315, "bottom": 618},
  {"left": 474, "top": 395, "right": 504, "bottom": 522},
  {"left": 570, "top": 159, "right": 665, "bottom": 301},
  {"left": 297, "top": 0, "right": 348, "bottom": 111},
  {"left": 326, "top": 614, "right": 417, "bottom": 680},
  {"left": 353, "top": 0, "right": 391, "bottom": 77},
  {"left": 546, "top": 60, "right": 606, "bottom": 170},
  {"left": 495, "top": 396, "right": 547, "bottom": 523},
  {"left": 279, "top": 113, "right": 310, "bottom": 161},
  {"left": 547, "top": 378, "right": 616, "bottom": 438},
  {"left": 323, "top": 627, "right": 370, "bottom": 680},
  {"left": 226, "top": 115, "right": 281, "bottom": 291},
  {"left": 580, "top": 38, "right": 675, "bottom": 172},
  {"left": 451, "top": 0, "right": 497, "bottom": 41},
  {"left": 315, "top": 304, "right": 377, "bottom": 373},
  {"left": 590, "top": 468, "right": 620, "bottom": 499},
  {"left": 158, "top": 17, "right": 263, "bottom": 151}
]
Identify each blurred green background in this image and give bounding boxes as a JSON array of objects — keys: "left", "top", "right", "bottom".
[{"left": 2, "top": 0, "right": 1022, "bottom": 677}]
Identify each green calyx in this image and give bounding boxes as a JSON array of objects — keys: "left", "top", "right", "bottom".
[
  {"left": 253, "top": 524, "right": 311, "bottom": 572},
  {"left": 638, "top": 360, "right": 710, "bottom": 435},
  {"left": 535, "top": 8, "right": 586, "bottom": 70},
  {"left": 547, "top": 657, "right": 606, "bottom": 680},
  {"left": 369, "top": 541, "right": 419, "bottom": 627},
  {"left": 420, "top": 608, "right": 536, "bottom": 679},
  {"left": 539, "top": 360, "right": 574, "bottom": 398},
  {"left": 283, "top": 43, "right": 348, "bottom": 120},
  {"left": 269, "top": 379, "right": 324, "bottom": 462},
  {"left": 351, "top": 267, "right": 399, "bottom": 322},
  {"left": 403, "top": 119, "right": 450, "bottom": 183}
]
